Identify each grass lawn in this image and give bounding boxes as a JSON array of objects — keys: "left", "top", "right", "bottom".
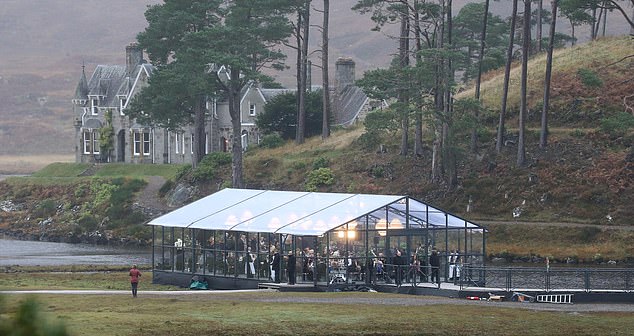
[
  {"left": 1, "top": 292, "right": 633, "bottom": 336},
  {"left": 1, "top": 268, "right": 633, "bottom": 335}
]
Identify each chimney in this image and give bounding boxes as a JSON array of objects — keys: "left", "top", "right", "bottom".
[
  {"left": 335, "top": 57, "right": 355, "bottom": 93},
  {"left": 126, "top": 42, "right": 144, "bottom": 76}
]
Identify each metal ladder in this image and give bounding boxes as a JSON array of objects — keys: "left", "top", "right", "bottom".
[{"left": 536, "top": 294, "right": 573, "bottom": 304}]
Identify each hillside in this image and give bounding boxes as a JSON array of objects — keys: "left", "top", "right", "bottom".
[
  {"left": 0, "top": 10, "right": 632, "bottom": 264},
  {"left": 0, "top": 0, "right": 630, "bottom": 159}
]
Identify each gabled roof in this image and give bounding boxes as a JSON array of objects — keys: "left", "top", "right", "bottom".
[
  {"left": 333, "top": 85, "right": 369, "bottom": 126},
  {"left": 86, "top": 65, "right": 126, "bottom": 106},
  {"left": 147, "top": 188, "right": 482, "bottom": 236}
]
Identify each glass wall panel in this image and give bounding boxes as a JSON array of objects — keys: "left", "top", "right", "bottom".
[
  {"left": 204, "top": 250, "right": 215, "bottom": 274},
  {"left": 164, "top": 227, "right": 174, "bottom": 247},
  {"left": 154, "top": 247, "right": 170, "bottom": 270}
]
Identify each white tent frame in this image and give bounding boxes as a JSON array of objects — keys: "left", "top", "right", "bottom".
[{"left": 147, "top": 188, "right": 483, "bottom": 235}]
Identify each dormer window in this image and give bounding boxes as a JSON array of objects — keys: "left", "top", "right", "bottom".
[
  {"left": 91, "top": 98, "right": 99, "bottom": 115},
  {"left": 120, "top": 97, "right": 127, "bottom": 115},
  {"left": 249, "top": 103, "right": 256, "bottom": 116}
]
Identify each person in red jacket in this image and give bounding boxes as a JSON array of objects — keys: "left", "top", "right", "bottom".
[{"left": 129, "top": 264, "right": 142, "bottom": 298}]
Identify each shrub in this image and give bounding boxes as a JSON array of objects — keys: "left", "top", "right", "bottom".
[
  {"left": 259, "top": 133, "right": 285, "bottom": 149},
  {"left": 577, "top": 68, "right": 603, "bottom": 88},
  {"left": 192, "top": 152, "right": 232, "bottom": 181},
  {"left": 33, "top": 199, "right": 57, "bottom": 218},
  {"left": 77, "top": 213, "right": 98, "bottom": 232},
  {"left": 312, "top": 157, "right": 330, "bottom": 170},
  {"left": 370, "top": 165, "right": 385, "bottom": 178},
  {"left": 305, "top": 168, "right": 335, "bottom": 191},
  {"left": 127, "top": 224, "right": 152, "bottom": 241},
  {"left": 355, "top": 131, "right": 382, "bottom": 151},
  {"left": 599, "top": 112, "right": 634, "bottom": 138},
  {"left": 74, "top": 183, "right": 89, "bottom": 198},
  {"left": 0, "top": 296, "right": 69, "bottom": 335}
]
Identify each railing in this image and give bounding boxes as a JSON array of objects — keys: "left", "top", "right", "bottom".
[{"left": 459, "top": 265, "right": 634, "bottom": 292}]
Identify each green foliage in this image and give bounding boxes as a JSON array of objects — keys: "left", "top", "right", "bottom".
[
  {"left": 312, "top": 157, "right": 330, "bottom": 170},
  {"left": 356, "top": 108, "right": 399, "bottom": 151},
  {"left": 90, "top": 181, "right": 118, "bottom": 212},
  {"left": 74, "top": 183, "right": 89, "bottom": 198},
  {"left": 77, "top": 213, "right": 98, "bottom": 232},
  {"left": 453, "top": 2, "right": 509, "bottom": 83},
  {"left": 577, "top": 68, "right": 603, "bottom": 88},
  {"left": 370, "top": 165, "right": 385, "bottom": 178},
  {"left": 98, "top": 109, "right": 115, "bottom": 160},
  {"left": 259, "top": 133, "right": 285, "bottom": 149},
  {"left": 191, "top": 152, "right": 232, "bottom": 182},
  {"left": 599, "top": 112, "right": 634, "bottom": 138},
  {"left": 355, "top": 131, "right": 383, "bottom": 151},
  {"left": 363, "top": 109, "right": 400, "bottom": 134},
  {"left": 256, "top": 91, "right": 324, "bottom": 139},
  {"left": 0, "top": 296, "right": 69, "bottom": 336},
  {"left": 33, "top": 199, "right": 56, "bottom": 218},
  {"left": 127, "top": 224, "right": 152, "bottom": 241},
  {"left": 305, "top": 168, "right": 335, "bottom": 192}
]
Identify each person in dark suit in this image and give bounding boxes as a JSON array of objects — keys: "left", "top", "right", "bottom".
[
  {"left": 392, "top": 249, "right": 406, "bottom": 286},
  {"left": 429, "top": 249, "right": 440, "bottom": 286},
  {"left": 287, "top": 251, "right": 296, "bottom": 285}
]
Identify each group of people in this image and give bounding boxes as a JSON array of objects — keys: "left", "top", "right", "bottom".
[{"left": 373, "top": 247, "right": 461, "bottom": 287}]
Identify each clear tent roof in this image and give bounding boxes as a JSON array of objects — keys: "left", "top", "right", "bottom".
[{"left": 147, "top": 189, "right": 482, "bottom": 235}]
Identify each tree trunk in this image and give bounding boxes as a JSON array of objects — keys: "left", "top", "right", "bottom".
[
  {"left": 540, "top": 0, "right": 558, "bottom": 148},
  {"left": 537, "top": 0, "right": 543, "bottom": 52},
  {"left": 432, "top": 1, "right": 445, "bottom": 182},
  {"left": 398, "top": 8, "right": 410, "bottom": 156},
  {"left": 296, "top": 2, "right": 310, "bottom": 144},
  {"left": 497, "top": 0, "right": 518, "bottom": 154},
  {"left": 413, "top": 0, "right": 424, "bottom": 157},
  {"left": 446, "top": 0, "right": 457, "bottom": 189},
  {"left": 321, "top": 0, "right": 330, "bottom": 139},
  {"left": 517, "top": 0, "right": 531, "bottom": 167},
  {"left": 228, "top": 70, "right": 244, "bottom": 188},
  {"left": 592, "top": 8, "right": 599, "bottom": 40},
  {"left": 192, "top": 95, "right": 206, "bottom": 168},
  {"left": 472, "top": 0, "right": 490, "bottom": 154}
]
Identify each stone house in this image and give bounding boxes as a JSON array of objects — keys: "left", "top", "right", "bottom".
[{"left": 72, "top": 44, "right": 375, "bottom": 165}]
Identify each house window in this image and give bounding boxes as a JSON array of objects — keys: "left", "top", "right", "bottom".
[
  {"left": 143, "top": 132, "right": 150, "bottom": 155},
  {"left": 175, "top": 133, "right": 180, "bottom": 154},
  {"left": 91, "top": 98, "right": 99, "bottom": 115},
  {"left": 119, "top": 97, "right": 127, "bottom": 115},
  {"left": 190, "top": 134, "right": 194, "bottom": 154},
  {"left": 133, "top": 130, "right": 150, "bottom": 156},
  {"left": 249, "top": 103, "right": 256, "bottom": 116},
  {"left": 83, "top": 131, "right": 92, "bottom": 154},
  {"left": 205, "top": 133, "right": 209, "bottom": 154},
  {"left": 82, "top": 130, "right": 100, "bottom": 154}
]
